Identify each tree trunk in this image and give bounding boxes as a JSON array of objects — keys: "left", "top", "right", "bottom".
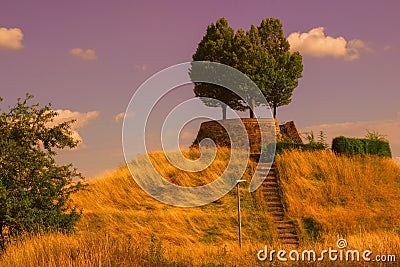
[
  {"left": 222, "top": 104, "right": 227, "bottom": 120},
  {"left": 273, "top": 104, "right": 277, "bottom": 119},
  {"left": 249, "top": 98, "right": 255, "bottom": 118}
]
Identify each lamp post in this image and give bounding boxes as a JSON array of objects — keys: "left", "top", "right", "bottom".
[{"left": 236, "top": 179, "right": 247, "bottom": 249}]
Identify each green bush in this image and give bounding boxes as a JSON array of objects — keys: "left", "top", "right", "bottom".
[
  {"left": 332, "top": 136, "right": 392, "bottom": 157},
  {"left": 261, "top": 142, "right": 326, "bottom": 161},
  {"left": 0, "top": 94, "right": 86, "bottom": 249},
  {"left": 271, "top": 142, "right": 326, "bottom": 155},
  {"left": 302, "top": 217, "right": 322, "bottom": 242}
]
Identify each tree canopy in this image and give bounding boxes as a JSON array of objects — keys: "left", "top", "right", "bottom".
[
  {"left": 256, "top": 18, "right": 303, "bottom": 118},
  {"left": 0, "top": 94, "right": 85, "bottom": 249},
  {"left": 191, "top": 17, "right": 303, "bottom": 119},
  {"left": 191, "top": 18, "right": 247, "bottom": 120}
]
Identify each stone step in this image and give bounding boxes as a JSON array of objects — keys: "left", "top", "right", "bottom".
[
  {"left": 264, "top": 196, "right": 280, "bottom": 201},
  {"left": 263, "top": 195, "right": 280, "bottom": 200},
  {"left": 281, "top": 239, "right": 300, "bottom": 245},
  {"left": 263, "top": 194, "right": 280, "bottom": 199},
  {"left": 264, "top": 190, "right": 279, "bottom": 194},
  {"left": 264, "top": 197, "right": 280, "bottom": 202},
  {"left": 263, "top": 191, "right": 280, "bottom": 197},
  {"left": 278, "top": 231, "right": 297, "bottom": 236},
  {"left": 263, "top": 183, "right": 278, "bottom": 187},
  {"left": 262, "top": 187, "right": 279, "bottom": 192},
  {"left": 270, "top": 211, "right": 284, "bottom": 218},
  {"left": 277, "top": 227, "right": 296, "bottom": 233},
  {"left": 264, "top": 182, "right": 279, "bottom": 187},
  {"left": 258, "top": 163, "right": 300, "bottom": 248},
  {"left": 265, "top": 202, "right": 282, "bottom": 207},
  {"left": 257, "top": 172, "right": 275, "bottom": 176},
  {"left": 277, "top": 225, "right": 296, "bottom": 231},
  {"left": 276, "top": 221, "right": 295, "bottom": 227},
  {"left": 268, "top": 207, "right": 284, "bottom": 212},
  {"left": 257, "top": 169, "right": 274, "bottom": 173},
  {"left": 275, "top": 220, "right": 295, "bottom": 224},
  {"left": 279, "top": 233, "right": 299, "bottom": 240},
  {"left": 263, "top": 188, "right": 279, "bottom": 193},
  {"left": 256, "top": 166, "right": 274, "bottom": 171}
]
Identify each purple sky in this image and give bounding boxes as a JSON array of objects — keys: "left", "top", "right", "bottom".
[{"left": 1, "top": 1, "right": 399, "bottom": 177}]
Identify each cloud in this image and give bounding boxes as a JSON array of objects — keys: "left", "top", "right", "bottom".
[
  {"left": 287, "top": 27, "right": 370, "bottom": 61},
  {"left": 301, "top": 112, "right": 400, "bottom": 159},
  {"left": 383, "top": 44, "right": 394, "bottom": 51},
  {"left": 114, "top": 111, "right": 135, "bottom": 123},
  {"left": 0, "top": 27, "right": 24, "bottom": 49},
  {"left": 180, "top": 130, "right": 196, "bottom": 141},
  {"left": 69, "top": 48, "right": 97, "bottom": 60},
  {"left": 134, "top": 64, "right": 147, "bottom": 71},
  {"left": 114, "top": 112, "right": 125, "bottom": 122},
  {"left": 51, "top": 110, "right": 100, "bottom": 147}
]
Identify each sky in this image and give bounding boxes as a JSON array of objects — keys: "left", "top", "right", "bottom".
[{"left": 1, "top": 0, "right": 399, "bottom": 177}]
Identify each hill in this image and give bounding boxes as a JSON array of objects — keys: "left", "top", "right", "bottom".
[{"left": 0, "top": 150, "right": 399, "bottom": 266}]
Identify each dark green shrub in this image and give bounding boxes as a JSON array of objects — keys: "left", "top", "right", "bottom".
[
  {"left": 261, "top": 142, "right": 326, "bottom": 161},
  {"left": 0, "top": 94, "right": 86, "bottom": 249},
  {"left": 269, "top": 142, "right": 326, "bottom": 155},
  {"left": 302, "top": 217, "right": 322, "bottom": 242},
  {"left": 332, "top": 136, "right": 392, "bottom": 157}
]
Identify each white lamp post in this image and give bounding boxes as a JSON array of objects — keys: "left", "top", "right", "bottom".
[{"left": 236, "top": 179, "right": 247, "bottom": 249}]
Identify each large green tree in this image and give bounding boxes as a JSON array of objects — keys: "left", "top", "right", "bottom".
[
  {"left": 256, "top": 18, "right": 303, "bottom": 118},
  {"left": 0, "top": 94, "right": 85, "bottom": 249},
  {"left": 232, "top": 25, "right": 274, "bottom": 118},
  {"left": 191, "top": 18, "right": 246, "bottom": 120},
  {"left": 192, "top": 17, "right": 303, "bottom": 119}
]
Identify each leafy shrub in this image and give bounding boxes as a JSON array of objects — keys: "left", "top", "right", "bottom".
[
  {"left": 0, "top": 94, "right": 86, "bottom": 249},
  {"left": 261, "top": 142, "right": 326, "bottom": 161},
  {"left": 270, "top": 142, "right": 326, "bottom": 155},
  {"left": 301, "top": 217, "right": 322, "bottom": 242},
  {"left": 332, "top": 136, "right": 392, "bottom": 157}
]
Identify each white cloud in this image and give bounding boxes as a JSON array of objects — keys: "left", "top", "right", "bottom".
[
  {"left": 383, "top": 44, "right": 394, "bottom": 51},
  {"left": 0, "top": 27, "right": 24, "bottom": 49},
  {"left": 69, "top": 48, "right": 97, "bottom": 60},
  {"left": 287, "top": 27, "right": 370, "bottom": 61},
  {"left": 134, "top": 64, "right": 147, "bottom": 71},
  {"left": 301, "top": 112, "right": 400, "bottom": 159},
  {"left": 51, "top": 110, "right": 99, "bottom": 147},
  {"left": 114, "top": 111, "right": 135, "bottom": 123},
  {"left": 114, "top": 112, "right": 125, "bottom": 122},
  {"left": 180, "top": 130, "right": 196, "bottom": 141}
]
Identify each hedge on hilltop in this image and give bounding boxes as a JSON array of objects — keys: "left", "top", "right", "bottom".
[
  {"left": 261, "top": 142, "right": 326, "bottom": 161},
  {"left": 331, "top": 136, "right": 392, "bottom": 157},
  {"left": 272, "top": 142, "right": 326, "bottom": 154}
]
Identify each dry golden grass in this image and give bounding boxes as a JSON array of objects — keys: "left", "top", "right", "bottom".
[
  {"left": 276, "top": 150, "right": 400, "bottom": 240},
  {"left": 1, "top": 149, "right": 399, "bottom": 266}
]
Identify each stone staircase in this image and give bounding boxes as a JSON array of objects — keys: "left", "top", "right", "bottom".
[{"left": 258, "top": 163, "right": 299, "bottom": 246}]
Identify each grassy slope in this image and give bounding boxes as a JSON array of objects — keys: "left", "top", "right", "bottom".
[
  {"left": 277, "top": 150, "right": 400, "bottom": 260},
  {"left": 1, "top": 150, "right": 400, "bottom": 266}
]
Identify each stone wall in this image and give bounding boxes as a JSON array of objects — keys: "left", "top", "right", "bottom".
[
  {"left": 279, "top": 121, "right": 303, "bottom": 144},
  {"left": 192, "top": 118, "right": 276, "bottom": 154}
]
